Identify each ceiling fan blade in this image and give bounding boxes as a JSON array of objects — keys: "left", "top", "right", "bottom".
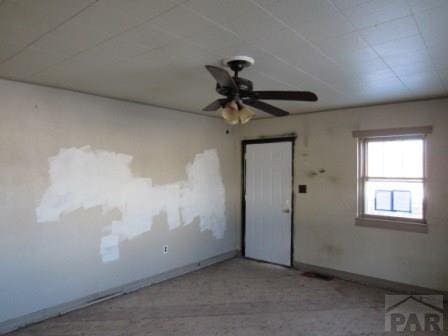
[
  {"left": 245, "top": 100, "right": 289, "bottom": 117},
  {"left": 252, "top": 90, "right": 318, "bottom": 102},
  {"left": 205, "top": 65, "right": 237, "bottom": 90},
  {"left": 202, "top": 99, "right": 228, "bottom": 111}
]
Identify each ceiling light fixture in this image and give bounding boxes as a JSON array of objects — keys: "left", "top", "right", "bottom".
[
  {"left": 238, "top": 103, "right": 255, "bottom": 124},
  {"left": 221, "top": 100, "right": 239, "bottom": 125},
  {"left": 221, "top": 100, "right": 255, "bottom": 125}
]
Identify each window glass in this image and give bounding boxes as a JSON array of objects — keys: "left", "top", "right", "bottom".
[
  {"left": 365, "top": 181, "right": 423, "bottom": 219},
  {"left": 363, "top": 137, "right": 424, "bottom": 220},
  {"left": 367, "top": 139, "right": 423, "bottom": 178}
]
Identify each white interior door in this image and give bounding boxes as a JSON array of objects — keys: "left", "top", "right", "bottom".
[{"left": 244, "top": 141, "right": 292, "bottom": 266}]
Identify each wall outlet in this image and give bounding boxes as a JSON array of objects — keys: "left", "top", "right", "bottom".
[{"left": 163, "top": 245, "right": 168, "bottom": 254}]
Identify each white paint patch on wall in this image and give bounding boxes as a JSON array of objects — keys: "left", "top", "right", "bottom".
[{"left": 36, "top": 146, "right": 226, "bottom": 262}]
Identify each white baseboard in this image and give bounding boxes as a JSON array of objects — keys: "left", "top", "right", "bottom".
[
  {"left": 294, "top": 261, "right": 448, "bottom": 300},
  {"left": 0, "top": 250, "right": 239, "bottom": 335}
]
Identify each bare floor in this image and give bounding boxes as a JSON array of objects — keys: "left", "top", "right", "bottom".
[{"left": 8, "top": 258, "right": 447, "bottom": 336}]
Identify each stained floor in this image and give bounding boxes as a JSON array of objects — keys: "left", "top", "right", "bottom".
[{"left": 8, "top": 258, "right": 447, "bottom": 336}]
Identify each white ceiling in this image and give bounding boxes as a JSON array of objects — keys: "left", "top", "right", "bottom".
[{"left": 0, "top": 0, "right": 447, "bottom": 117}]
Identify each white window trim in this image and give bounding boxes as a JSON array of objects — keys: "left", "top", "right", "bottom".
[{"left": 353, "top": 126, "right": 432, "bottom": 233}]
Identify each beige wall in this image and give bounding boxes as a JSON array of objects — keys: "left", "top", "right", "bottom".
[
  {"left": 238, "top": 98, "right": 448, "bottom": 292},
  {"left": 0, "top": 79, "right": 239, "bottom": 323}
]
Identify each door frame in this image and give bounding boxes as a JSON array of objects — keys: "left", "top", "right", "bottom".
[{"left": 241, "top": 136, "right": 296, "bottom": 267}]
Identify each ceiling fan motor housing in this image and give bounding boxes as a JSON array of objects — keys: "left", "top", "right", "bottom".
[
  {"left": 217, "top": 56, "right": 256, "bottom": 99},
  {"left": 216, "top": 77, "right": 253, "bottom": 97}
]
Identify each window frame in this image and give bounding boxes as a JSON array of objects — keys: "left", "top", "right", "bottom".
[{"left": 353, "top": 126, "right": 432, "bottom": 233}]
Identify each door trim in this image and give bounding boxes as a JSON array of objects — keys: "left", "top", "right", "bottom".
[{"left": 241, "top": 136, "right": 296, "bottom": 267}]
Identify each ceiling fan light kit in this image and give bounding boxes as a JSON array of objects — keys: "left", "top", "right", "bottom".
[
  {"left": 238, "top": 105, "right": 256, "bottom": 124},
  {"left": 221, "top": 101, "right": 239, "bottom": 125},
  {"left": 220, "top": 100, "right": 256, "bottom": 125},
  {"left": 203, "top": 56, "right": 318, "bottom": 124}
]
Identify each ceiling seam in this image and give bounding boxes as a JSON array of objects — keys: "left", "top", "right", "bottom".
[
  {"left": 355, "top": 12, "right": 414, "bottom": 28},
  {"left": 0, "top": 0, "right": 100, "bottom": 65},
  {"left": 405, "top": 0, "right": 448, "bottom": 93},
  {"left": 28, "top": 1, "right": 184, "bottom": 79},
  {"left": 326, "top": 0, "right": 415, "bottom": 95},
  {"left": 330, "top": 0, "right": 374, "bottom": 12}
]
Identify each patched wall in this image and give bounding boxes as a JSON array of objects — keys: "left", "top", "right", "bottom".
[{"left": 0, "top": 79, "right": 239, "bottom": 323}]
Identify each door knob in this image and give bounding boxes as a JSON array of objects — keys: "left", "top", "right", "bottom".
[{"left": 282, "top": 208, "right": 290, "bottom": 213}]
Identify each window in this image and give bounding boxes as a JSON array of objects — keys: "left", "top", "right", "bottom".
[{"left": 353, "top": 126, "right": 432, "bottom": 232}]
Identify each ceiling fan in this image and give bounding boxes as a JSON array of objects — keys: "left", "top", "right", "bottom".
[{"left": 203, "top": 56, "right": 318, "bottom": 125}]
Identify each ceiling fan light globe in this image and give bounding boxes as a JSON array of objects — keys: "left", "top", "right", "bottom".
[
  {"left": 221, "top": 101, "right": 239, "bottom": 125},
  {"left": 238, "top": 105, "right": 256, "bottom": 124}
]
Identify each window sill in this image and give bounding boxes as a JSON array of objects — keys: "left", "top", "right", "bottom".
[{"left": 355, "top": 217, "right": 428, "bottom": 233}]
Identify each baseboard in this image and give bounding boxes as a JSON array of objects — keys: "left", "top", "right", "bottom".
[
  {"left": 294, "top": 261, "right": 448, "bottom": 300},
  {"left": 0, "top": 250, "right": 239, "bottom": 335}
]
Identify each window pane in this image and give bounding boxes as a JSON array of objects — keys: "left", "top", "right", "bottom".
[
  {"left": 375, "top": 190, "right": 392, "bottom": 211},
  {"left": 364, "top": 181, "right": 423, "bottom": 219},
  {"left": 393, "top": 190, "right": 412, "bottom": 212},
  {"left": 367, "top": 139, "right": 423, "bottom": 178}
]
